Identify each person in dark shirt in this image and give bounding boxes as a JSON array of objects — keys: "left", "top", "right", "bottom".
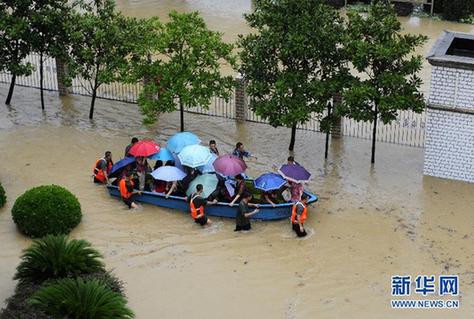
[
  {"left": 188, "top": 184, "right": 217, "bottom": 226},
  {"left": 229, "top": 174, "right": 247, "bottom": 206},
  {"left": 235, "top": 192, "right": 259, "bottom": 231},
  {"left": 232, "top": 142, "right": 257, "bottom": 160},
  {"left": 124, "top": 137, "right": 139, "bottom": 157},
  {"left": 209, "top": 140, "right": 219, "bottom": 156}
]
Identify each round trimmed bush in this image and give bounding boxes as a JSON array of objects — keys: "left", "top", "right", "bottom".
[
  {"left": 12, "top": 185, "right": 82, "bottom": 238},
  {"left": 0, "top": 182, "right": 6, "bottom": 208}
]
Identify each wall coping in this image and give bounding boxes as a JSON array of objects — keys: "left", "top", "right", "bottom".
[
  {"left": 427, "top": 104, "right": 474, "bottom": 116},
  {"left": 427, "top": 31, "right": 474, "bottom": 71}
]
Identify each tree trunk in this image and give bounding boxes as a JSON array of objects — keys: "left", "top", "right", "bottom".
[
  {"left": 5, "top": 75, "right": 16, "bottom": 105},
  {"left": 325, "top": 103, "right": 332, "bottom": 159},
  {"left": 89, "top": 87, "right": 97, "bottom": 120},
  {"left": 289, "top": 124, "right": 297, "bottom": 151},
  {"left": 179, "top": 99, "right": 184, "bottom": 132},
  {"left": 371, "top": 105, "right": 378, "bottom": 164},
  {"left": 40, "top": 52, "right": 45, "bottom": 110}
]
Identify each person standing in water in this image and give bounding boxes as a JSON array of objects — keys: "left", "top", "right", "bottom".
[
  {"left": 232, "top": 142, "right": 257, "bottom": 161},
  {"left": 119, "top": 172, "right": 141, "bottom": 209},
  {"left": 189, "top": 184, "right": 217, "bottom": 226},
  {"left": 291, "top": 194, "right": 309, "bottom": 237},
  {"left": 235, "top": 192, "right": 259, "bottom": 231},
  {"left": 93, "top": 151, "right": 113, "bottom": 184}
]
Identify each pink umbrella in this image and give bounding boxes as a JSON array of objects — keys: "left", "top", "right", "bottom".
[
  {"left": 213, "top": 154, "right": 247, "bottom": 177},
  {"left": 129, "top": 140, "right": 160, "bottom": 157}
]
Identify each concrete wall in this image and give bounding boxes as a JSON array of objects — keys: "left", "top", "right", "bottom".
[{"left": 424, "top": 66, "right": 474, "bottom": 183}]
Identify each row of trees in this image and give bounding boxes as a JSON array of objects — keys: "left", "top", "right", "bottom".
[{"left": 1, "top": 0, "right": 426, "bottom": 163}]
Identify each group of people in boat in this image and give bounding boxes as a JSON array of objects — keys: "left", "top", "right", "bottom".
[{"left": 92, "top": 137, "right": 310, "bottom": 237}]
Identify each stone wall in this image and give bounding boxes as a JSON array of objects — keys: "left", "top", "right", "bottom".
[{"left": 424, "top": 66, "right": 474, "bottom": 183}]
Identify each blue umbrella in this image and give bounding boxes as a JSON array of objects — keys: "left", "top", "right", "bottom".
[
  {"left": 167, "top": 132, "right": 201, "bottom": 153},
  {"left": 172, "top": 153, "right": 184, "bottom": 171},
  {"left": 178, "top": 144, "right": 212, "bottom": 168},
  {"left": 254, "top": 173, "right": 287, "bottom": 191},
  {"left": 149, "top": 147, "right": 174, "bottom": 162},
  {"left": 108, "top": 157, "right": 136, "bottom": 178},
  {"left": 197, "top": 153, "right": 218, "bottom": 173},
  {"left": 151, "top": 166, "right": 187, "bottom": 182}
]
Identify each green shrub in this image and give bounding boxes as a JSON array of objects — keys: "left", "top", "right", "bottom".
[
  {"left": 12, "top": 185, "right": 82, "bottom": 237},
  {"left": 0, "top": 182, "right": 6, "bottom": 208},
  {"left": 325, "top": 0, "right": 345, "bottom": 9},
  {"left": 29, "top": 278, "right": 134, "bottom": 319},
  {"left": 15, "top": 235, "right": 104, "bottom": 283}
]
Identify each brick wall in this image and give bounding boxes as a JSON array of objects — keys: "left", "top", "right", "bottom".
[{"left": 424, "top": 66, "right": 474, "bottom": 183}]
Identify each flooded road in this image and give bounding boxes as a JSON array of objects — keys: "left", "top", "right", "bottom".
[
  {"left": 113, "top": 0, "right": 474, "bottom": 95},
  {"left": 1, "top": 84, "right": 474, "bottom": 318}
]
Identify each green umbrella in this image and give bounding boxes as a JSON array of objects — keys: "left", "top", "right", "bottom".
[{"left": 186, "top": 174, "right": 218, "bottom": 199}]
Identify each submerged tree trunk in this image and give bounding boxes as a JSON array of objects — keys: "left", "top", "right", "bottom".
[
  {"left": 289, "top": 123, "right": 297, "bottom": 151},
  {"left": 89, "top": 88, "right": 97, "bottom": 120},
  {"left": 180, "top": 99, "right": 184, "bottom": 132},
  {"left": 371, "top": 105, "right": 378, "bottom": 164},
  {"left": 89, "top": 75, "right": 99, "bottom": 120},
  {"left": 6, "top": 75, "right": 16, "bottom": 105},
  {"left": 40, "top": 52, "right": 45, "bottom": 110},
  {"left": 325, "top": 102, "right": 333, "bottom": 159}
]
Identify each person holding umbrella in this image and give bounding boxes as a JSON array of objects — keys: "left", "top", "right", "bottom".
[
  {"left": 235, "top": 192, "right": 259, "bottom": 232},
  {"left": 188, "top": 184, "right": 217, "bottom": 226},
  {"left": 291, "top": 194, "right": 309, "bottom": 237},
  {"left": 124, "top": 137, "right": 139, "bottom": 157}
]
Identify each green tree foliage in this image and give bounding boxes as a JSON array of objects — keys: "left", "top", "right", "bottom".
[
  {"left": 15, "top": 235, "right": 104, "bottom": 283},
  {"left": 0, "top": 181, "right": 6, "bottom": 208},
  {"left": 11, "top": 185, "right": 82, "bottom": 238},
  {"left": 342, "top": 1, "right": 427, "bottom": 163},
  {"left": 29, "top": 278, "right": 134, "bottom": 319},
  {"left": 239, "top": 0, "right": 349, "bottom": 151},
  {"left": 69, "top": 0, "right": 153, "bottom": 119},
  {"left": 130, "top": 11, "right": 236, "bottom": 131},
  {"left": 442, "top": 0, "right": 472, "bottom": 21},
  {"left": 29, "top": 0, "right": 73, "bottom": 110},
  {"left": 0, "top": 0, "right": 34, "bottom": 104}
]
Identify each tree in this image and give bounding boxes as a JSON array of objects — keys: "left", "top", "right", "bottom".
[
  {"left": 29, "top": 0, "right": 72, "bottom": 110},
  {"left": 69, "top": 0, "right": 153, "bottom": 119},
  {"left": 130, "top": 11, "right": 236, "bottom": 130},
  {"left": 0, "top": 0, "right": 34, "bottom": 105},
  {"left": 342, "top": 1, "right": 427, "bottom": 163},
  {"left": 239, "top": 0, "right": 348, "bottom": 151}
]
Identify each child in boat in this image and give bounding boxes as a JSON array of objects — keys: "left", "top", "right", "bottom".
[
  {"left": 188, "top": 184, "right": 217, "bottom": 226},
  {"left": 235, "top": 192, "right": 260, "bottom": 231},
  {"left": 291, "top": 194, "right": 309, "bottom": 237},
  {"left": 119, "top": 173, "right": 141, "bottom": 209},
  {"left": 263, "top": 190, "right": 278, "bottom": 207}
]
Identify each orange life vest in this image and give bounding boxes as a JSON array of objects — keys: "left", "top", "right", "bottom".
[
  {"left": 291, "top": 202, "right": 307, "bottom": 224},
  {"left": 190, "top": 194, "right": 204, "bottom": 219},
  {"left": 119, "top": 179, "right": 134, "bottom": 199},
  {"left": 93, "top": 158, "right": 113, "bottom": 183}
]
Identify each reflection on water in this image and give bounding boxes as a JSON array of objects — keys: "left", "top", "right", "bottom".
[{"left": 1, "top": 84, "right": 473, "bottom": 318}]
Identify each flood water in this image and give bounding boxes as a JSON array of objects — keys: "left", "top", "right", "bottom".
[
  {"left": 1, "top": 2, "right": 474, "bottom": 318},
  {"left": 1, "top": 82, "right": 474, "bottom": 319}
]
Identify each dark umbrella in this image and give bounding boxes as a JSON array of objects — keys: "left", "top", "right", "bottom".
[
  {"left": 278, "top": 164, "right": 311, "bottom": 183},
  {"left": 108, "top": 157, "right": 136, "bottom": 178}
]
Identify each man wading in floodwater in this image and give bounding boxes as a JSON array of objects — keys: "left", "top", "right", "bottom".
[
  {"left": 291, "top": 194, "right": 309, "bottom": 237},
  {"left": 235, "top": 192, "right": 260, "bottom": 231},
  {"left": 189, "top": 184, "right": 217, "bottom": 226}
]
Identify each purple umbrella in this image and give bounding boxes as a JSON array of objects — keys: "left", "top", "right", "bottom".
[
  {"left": 278, "top": 164, "right": 311, "bottom": 183},
  {"left": 213, "top": 154, "right": 247, "bottom": 177}
]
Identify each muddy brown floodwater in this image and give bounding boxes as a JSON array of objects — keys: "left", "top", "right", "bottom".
[{"left": 1, "top": 81, "right": 474, "bottom": 319}]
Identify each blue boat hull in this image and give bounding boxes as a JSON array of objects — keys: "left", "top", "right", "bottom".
[{"left": 107, "top": 185, "right": 318, "bottom": 221}]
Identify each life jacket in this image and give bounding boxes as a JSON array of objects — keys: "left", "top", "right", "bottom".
[
  {"left": 190, "top": 194, "right": 204, "bottom": 219},
  {"left": 93, "top": 158, "right": 113, "bottom": 183},
  {"left": 119, "top": 179, "right": 134, "bottom": 199},
  {"left": 291, "top": 201, "right": 307, "bottom": 224}
]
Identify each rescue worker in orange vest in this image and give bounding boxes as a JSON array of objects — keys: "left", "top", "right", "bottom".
[
  {"left": 119, "top": 172, "right": 141, "bottom": 209},
  {"left": 188, "top": 184, "right": 217, "bottom": 226},
  {"left": 291, "top": 194, "right": 309, "bottom": 237},
  {"left": 93, "top": 151, "right": 113, "bottom": 184}
]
